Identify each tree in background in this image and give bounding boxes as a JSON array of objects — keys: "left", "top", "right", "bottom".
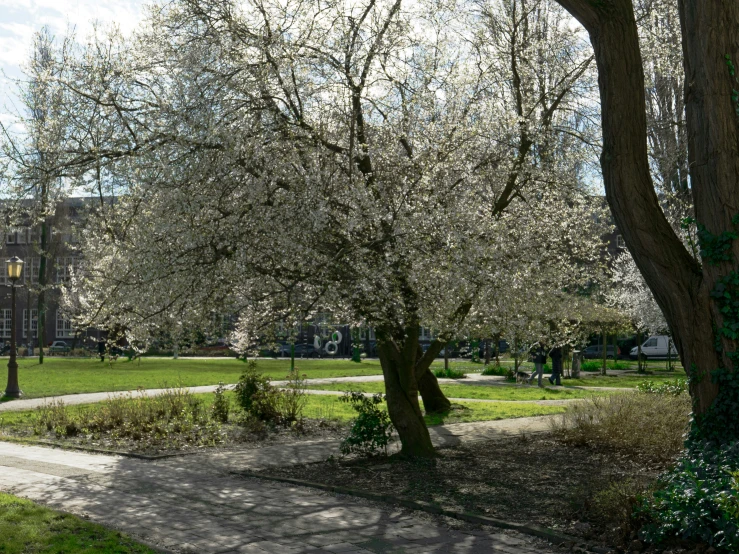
[{"left": 0, "top": 28, "right": 76, "bottom": 364}]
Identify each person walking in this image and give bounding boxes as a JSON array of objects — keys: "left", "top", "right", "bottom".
[
  {"left": 549, "top": 346, "right": 563, "bottom": 385},
  {"left": 529, "top": 341, "right": 548, "bottom": 386},
  {"left": 97, "top": 340, "right": 106, "bottom": 363}
]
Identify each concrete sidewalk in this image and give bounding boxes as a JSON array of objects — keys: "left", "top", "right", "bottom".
[{"left": 0, "top": 434, "right": 559, "bottom": 553}]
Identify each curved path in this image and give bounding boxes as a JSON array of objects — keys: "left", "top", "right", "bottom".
[
  {"left": 0, "top": 374, "right": 630, "bottom": 413},
  {"left": 0, "top": 416, "right": 561, "bottom": 553}
]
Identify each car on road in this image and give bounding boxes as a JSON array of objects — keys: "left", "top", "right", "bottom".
[
  {"left": 582, "top": 344, "right": 620, "bottom": 359},
  {"left": 49, "top": 340, "right": 71, "bottom": 353},
  {"left": 629, "top": 335, "right": 678, "bottom": 360}
]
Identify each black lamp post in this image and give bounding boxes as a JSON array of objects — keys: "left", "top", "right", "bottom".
[{"left": 4, "top": 256, "right": 24, "bottom": 398}]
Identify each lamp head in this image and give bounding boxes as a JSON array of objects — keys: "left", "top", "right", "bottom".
[{"left": 6, "top": 256, "right": 23, "bottom": 282}]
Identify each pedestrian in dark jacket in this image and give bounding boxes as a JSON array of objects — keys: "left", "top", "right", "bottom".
[
  {"left": 529, "top": 342, "right": 548, "bottom": 386},
  {"left": 549, "top": 346, "right": 563, "bottom": 385},
  {"left": 97, "top": 340, "right": 106, "bottom": 362}
]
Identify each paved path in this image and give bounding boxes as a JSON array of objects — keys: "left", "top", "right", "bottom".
[
  {"left": 0, "top": 372, "right": 630, "bottom": 413},
  {"left": 0, "top": 437, "right": 559, "bottom": 553}
]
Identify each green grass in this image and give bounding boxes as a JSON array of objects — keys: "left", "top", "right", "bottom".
[
  {"left": 564, "top": 374, "right": 686, "bottom": 388},
  {"left": 0, "top": 392, "right": 565, "bottom": 434},
  {"left": 298, "top": 394, "right": 564, "bottom": 425},
  {"left": 0, "top": 358, "right": 382, "bottom": 400},
  {"left": 303, "top": 381, "right": 612, "bottom": 400},
  {"left": 0, "top": 492, "right": 156, "bottom": 553}
]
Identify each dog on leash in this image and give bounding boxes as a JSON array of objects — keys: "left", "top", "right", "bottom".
[{"left": 515, "top": 371, "right": 531, "bottom": 384}]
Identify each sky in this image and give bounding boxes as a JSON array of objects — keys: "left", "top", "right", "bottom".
[{"left": 0, "top": 0, "right": 146, "bottom": 121}]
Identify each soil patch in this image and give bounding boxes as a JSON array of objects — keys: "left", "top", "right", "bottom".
[{"left": 255, "top": 434, "right": 664, "bottom": 550}]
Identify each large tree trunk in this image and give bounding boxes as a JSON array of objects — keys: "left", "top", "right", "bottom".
[
  {"left": 555, "top": 0, "right": 739, "bottom": 440},
  {"left": 377, "top": 340, "right": 435, "bottom": 457}
]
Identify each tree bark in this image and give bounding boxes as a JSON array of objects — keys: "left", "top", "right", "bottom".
[
  {"left": 377, "top": 340, "right": 435, "bottom": 457},
  {"left": 553, "top": 0, "right": 739, "bottom": 432},
  {"left": 415, "top": 340, "right": 452, "bottom": 414}
]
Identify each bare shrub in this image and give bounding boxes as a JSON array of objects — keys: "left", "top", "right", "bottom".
[
  {"left": 550, "top": 392, "right": 691, "bottom": 463},
  {"left": 278, "top": 370, "right": 307, "bottom": 425},
  {"left": 34, "top": 387, "right": 223, "bottom": 450}
]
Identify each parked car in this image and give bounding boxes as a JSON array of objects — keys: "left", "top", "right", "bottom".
[
  {"left": 279, "top": 343, "right": 321, "bottom": 358},
  {"left": 629, "top": 335, "right": 678, "bottom": 360},
  {"left": 49, "top": 340, "right": 71, "bottom": 353},
  {"left": 582, "top": 344, "right": 620, "bottom": 359}
]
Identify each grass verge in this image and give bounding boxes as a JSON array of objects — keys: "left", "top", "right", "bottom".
[
  {"left": 0, "top": 358, "right": 382, "bottom": 400},
  {"left": 304, "top": 381, "right": 612, "bottom": 400},
  {"left": 0, "top": 492, "right": 157, "bottom": 553}
]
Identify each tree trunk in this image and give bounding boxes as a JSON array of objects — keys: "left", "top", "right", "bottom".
[
  {"left": 415, "top": 340, "right": 452, "bottom": 414},
  {"left": 554, "top": 0, "right": 739, "bottom": 439},
  {"left": 37, "top": 221, "right": 48, "bottom": 365},
  {"left": 377, "top": 340, "right": 435, "bottom": 457},
  {"left": 637, "top": 329, "right": 644, "bottom": 373},
  {"left": 601, "top": 330, "right": 607, "bottom": 376},
  {"left": 484, "top": 339, "right": 491, "bottom": 366}
]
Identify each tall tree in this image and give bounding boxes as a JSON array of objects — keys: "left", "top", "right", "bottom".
[
  {"left": 553, "top": 0, "right": 739, "bottom": 442},
  {"left": 55, "top": 0, "right": 603, "bottom": 456},
  {"left": 0, "top": 28, "right": 74, "bottom": 364}
]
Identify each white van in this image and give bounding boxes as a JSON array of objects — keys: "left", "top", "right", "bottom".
[{"left": 629, "top": 335, "right": 678, "bottom": 360}]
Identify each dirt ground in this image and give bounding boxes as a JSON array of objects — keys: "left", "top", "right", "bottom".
[{"left": 254, "top": 434, "right": 715, "bottom": 553}]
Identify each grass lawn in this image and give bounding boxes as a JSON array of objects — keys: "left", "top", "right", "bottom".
[
  {"left": 0, "top": 391, "right": 565, "bottom": 434},
  {"left": 0, "top": 357, "right": 382, "bottom": 400},
  {"left": 0, "top": 492, "right": 156, "bottom": 553},
  {"left": 266, "top": 394, "right": 565, "bottom": 426},
  {"left": 303, "top": 381, "right": 612, "bottom": 400},
  {"left": 563, "top": 374, "right": 686, "bottom": 388}
]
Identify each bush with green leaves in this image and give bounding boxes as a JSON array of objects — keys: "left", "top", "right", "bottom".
[
  {"left": 433, "top": 367, "right": 466, "bottom": 379},
  {"left": 637, "top": 379, "right": 688, "bottom": 396},
  {"left": 638, "top": 441, "right": 739, "bottom": 552},
  {"left": 233, "top": 360, "right": 271, "bottom": 413},
  {"left": 210, "top": 383, "right": 230, "bottom": 423},
  {"left": 233, "top": 362, "right": 306, "bottom": 425},
  {"left": 481, "top": 365, "right": 513, "bottom": 377},
  {"left": 339, "top": 392, "right": 394, "bottom": 457}
]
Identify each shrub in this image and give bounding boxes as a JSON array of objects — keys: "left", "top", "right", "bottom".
[
  {"left": 210, "top": 383, "right": 230, "bottom": 423},
  {"left": 637, "top": 379, "right": 688, "bottom": 396},
  {"left": 433, "top": 367, "right": 466, "bottom": 379},
  {"left": 591, "top": 479, "right": 652, "bottom": 536},
  {"left": 277, "top": 370, "right": 307, "bottom": 424},
  {"left": 233, "top": 363, "right": 306, "bottom": 426},
  {"left": 638, "top": 442, "right": 739, "bottom": 552},
  {"left": 481, "top": 365, "right": 512, "bottom": 377},
  {"left": 34, "top": 388, "right": 223, "bottom": 450},
  {"left": 339, "top": 391, "right": 394, "bottom": 457},
  {"left": 551, "top": 392, "right": 691, "bottom": 463},
  {"left": 233, "top": 360, "right": 271, "bottom": 413}
]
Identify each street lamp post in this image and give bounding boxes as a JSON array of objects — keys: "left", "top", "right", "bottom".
[{"left": 4, "top": 256, "right": 24, "bottom": 398}]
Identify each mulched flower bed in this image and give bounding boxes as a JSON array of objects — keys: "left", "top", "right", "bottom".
[
  {"left": 1, "top": 418, "right": 347, "bottom": 457},
  {"left": 255, "top": 434, "right": 714, "bottom": 554}
]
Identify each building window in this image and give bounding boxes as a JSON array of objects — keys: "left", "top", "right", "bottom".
[
  {"left": 616, "top": 235, "right": 626, "bottom": 249},
  {"left": 56, "top": 311, "right": 74, "bottom": 338},
  {"left": 0, "top": 309, "right": 12, "bottom": 338},
  {"left": 23, "top": 309, "right": 38, "bottom": 339},
  {"left": 56, "top": 257, "right": 79, "bottom": 284},
  {"left": 5, "top": 230, "right": 15, "bottom": 244},
  {"left": 15, "top": 228, "right": 28, "bottom": 244}
]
